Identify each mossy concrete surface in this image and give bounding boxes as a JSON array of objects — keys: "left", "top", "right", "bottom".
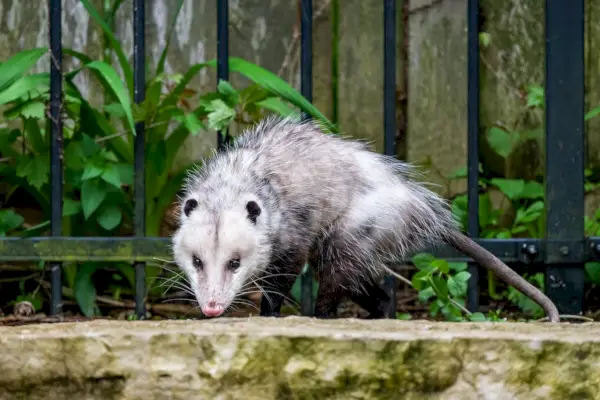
[{"left": 0, "top": 317, "right": 600, "bottom": 399}]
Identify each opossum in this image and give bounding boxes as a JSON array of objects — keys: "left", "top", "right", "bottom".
[{"left": 171, "top": 116, "right": 560, "bottom": 323}]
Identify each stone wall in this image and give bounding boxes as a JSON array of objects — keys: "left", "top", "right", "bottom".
[{"left": 0, "top": 318, "right": 599, "bottom": 399}]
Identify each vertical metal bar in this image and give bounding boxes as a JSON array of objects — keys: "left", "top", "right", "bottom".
[
  {"left": 133, "top": 0, "right": 146, "bottom": 319},
  {"left": 331, "top": 0, "right": 339, "bottom": 125},
  {"left": 217, "top": 0, "right": 229, "bottom": 149},
  {"left": 466, "top": 0, "right": 480, "bottom": 312},
  {"left": 300, "top": 0, "right": 314, "bottom": 316},
  {"left": 544, "top": 0, "right": 585, "bottom": 314},
  {"left": 49, "top": 0, "right": 63, "bottom": 316},
  {"left": 383, "top": 0, "right": 397, "bottom": 319}
]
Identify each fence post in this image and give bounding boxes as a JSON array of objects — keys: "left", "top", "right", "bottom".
[
  {"left": 217, "top": 0, "right": 229, "bottom": 148},
  {"left": 300, "top": 0, "right": 314, "bottom": 317},
  {"left": 544, "top": 0, "right": 585, "bottom": 314},
  {"left": 133, "top": 0, "right": 146, "bottom": 319},
  {"left": 466, "top": 0, "right": 480, "bottom": 312},
  {"left": 49, "top": 0, "right": 63, "bottom": 316},
  {"left": 382, "top": 0, "right": 397, "bottom": 319}
]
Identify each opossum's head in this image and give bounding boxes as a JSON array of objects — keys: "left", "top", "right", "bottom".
[{"left": 171, "top": 194, "right": 272, "bottom": 318}]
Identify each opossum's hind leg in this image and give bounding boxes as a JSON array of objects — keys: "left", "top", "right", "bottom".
[
  {"left": 347, "top": 281, "right": 391, "bottom": 319},
  {"left": 259, "top": 252, "right": 304, "bottom": 317},
  {"left": 313, "top": 221, "right": 383, "bottom": 318}
]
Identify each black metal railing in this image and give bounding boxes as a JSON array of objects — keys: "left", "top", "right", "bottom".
[{"left": 0, "top": 0, "right": 598, "bottom": 319}]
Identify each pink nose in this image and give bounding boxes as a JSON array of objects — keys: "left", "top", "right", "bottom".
[{"left": 202, "top": 301, "right": 224, "bottom": 317}]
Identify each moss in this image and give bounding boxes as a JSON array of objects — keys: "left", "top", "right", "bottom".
[{"left": 1, "top": 318, "right": 600, "bottom": 399}]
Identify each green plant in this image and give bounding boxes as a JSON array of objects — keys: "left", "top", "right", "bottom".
[
  {"left": 412, "top": 77, "right": 600, "bottom": 320},
  {"left": 409, "top": 253, "right": 487, "bottom": 322},
  {"left": 0, "top": 0, "right": 336, "bottom": 318}
]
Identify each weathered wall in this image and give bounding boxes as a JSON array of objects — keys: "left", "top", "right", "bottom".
[
  {"left": 1, "top": 318, "right": 600, "bottom": 399},
  {"left": 1, "top": 0, "right": 598, "bottom": 196}
]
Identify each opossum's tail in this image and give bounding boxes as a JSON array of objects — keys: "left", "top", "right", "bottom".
[{"left": 445, "top": 232, "right": 560, "bottom": 323}]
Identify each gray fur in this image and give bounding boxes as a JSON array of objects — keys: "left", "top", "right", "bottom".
[
  {"left": 171, "top": 116, "right": 457, "bottom": 314},
  {"left": 171, "top": 116, "right": 560, "bottom": 322}
]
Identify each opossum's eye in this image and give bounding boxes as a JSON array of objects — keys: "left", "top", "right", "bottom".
[
  {"left": 183, "top": 198, "right": 198, "bottom": 217},
  {"left": 228, "top": 258, "right": 241, "bottom": 271},
  {"left": 192, "top": 255, "right": 203, "bottom": 270},
  {"left": 246, "top": 201, "right": 261, "bottom": 224}
]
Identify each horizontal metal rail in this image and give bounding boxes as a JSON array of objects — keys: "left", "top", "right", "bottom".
[{"left": 1, "top": 237, "right": 598, "bottom": 263}]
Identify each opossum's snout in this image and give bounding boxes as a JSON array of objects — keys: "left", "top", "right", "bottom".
[{"left": 201, "top": 300, "right": 225, "bottom": 317}]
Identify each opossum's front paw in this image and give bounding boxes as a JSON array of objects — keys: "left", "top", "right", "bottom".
[
  {"left": 259, "top": 311, "right": 281, "bottom": 318},
  {"left": 313, "top": 311, "right": 337, "bottom": 319}
]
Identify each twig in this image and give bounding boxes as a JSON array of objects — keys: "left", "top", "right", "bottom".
[
  {"left": 382, "top": 265, "right": 473, "bottom": 315},
  {"left": 535, "top": 314, "right": 594, "bottom": 323},
  {"left": 94, "top": 120, "right": 173, "bottom": 143},
  {"left": 0, "top": 272, "right": 41, "bottom": 283},
  {"left": 36, "top": 279, "right": 202, "bottom": 317}
]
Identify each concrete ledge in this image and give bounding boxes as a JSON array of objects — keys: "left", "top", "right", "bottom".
[{"left": 0, "top": 317, "right": 599, "bottom": 399}]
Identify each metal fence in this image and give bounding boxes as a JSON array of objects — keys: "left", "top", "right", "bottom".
[{"left": 0, "top": 0, "right": 597, "bottom": 320}]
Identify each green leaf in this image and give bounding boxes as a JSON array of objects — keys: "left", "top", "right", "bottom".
[
  {"left": 478, "top": 193, "right": 492, "bottom": 228},
  {"left": 490, "top": 178, "right": 525, "bottom": 200},
  {"left": 585, "top": 262, "right": 600, "bottom": 285},
  {"left": 81, "top": 163, "right": 104, "bottom": 181},
  {"left": 447, "top": 166, "right": 467, "bottom": 180},
  {"left": 81, "top": 180, "right": 107, "bottom": 219},
  {"left": 585, "top": 106, "right": 600, "bottom": 121},
  {"left": 78, "top": 0, "right": 133, "bottom": 96},
  {"left": 81, "top": 133, "right": 101, "bottom": 157},
  {"left": 411, "top": 253, "right": 435, "bottom": 270},
  {"left": 206, "top": 99, "right": 236, "bottom": 132},
  {"left": 222, "top": 57, "right": 337, "bottom": 133},
  {"left": 82, "top": 60, "right": 136, "bottom": 137},
  {"left": 19, "top": 101, "right": 45, "bottom": 120},
  {"left": 255, "top": 97, "right": 300, "bottom": 118},
  {"left": 486, "top": 126, "right": 519, "bottom": 158},
  {"left": 448, "top": 262, "right": 468, "bottom": 272},
  {"left": 103, "top": 102, "right": 126, "bottom": 118},
  {"left": 495, "top": 229, "right": 512, "bottom": 239},
  {"left": 100, "top": 164, "right": 122, "bottom": 188},
  {"left": 161, "top": 62, "right": 211, "bottom": 108},
  {"left": 0, "top": 48, "right": 47, "bottom": 93},
  {"left": 0, "top": 209, "right": 25, "bottom": 235},
  {"left": 16, "top": 155, "right": 49, "bottom": 190},
  {"left": 396, "top": 312, "right": 412, "bottom": 320},
  {"left": 468, "top": 312, "right": 487, "bottom": 322},
  {"left": 526, "top": 85, "right": 544, "bottom": 108},
  {"left": 478, "top": 32, "right": 491, "bottom": 48},
  {"left": 447, "top": 276, "right": 467, "bottom": 297},
  {"left": 217, "top": 79, "right": 240, "bottom": 106},
  {"left": 182, "top": 112, "right": 205, "bottom": 136},
  {"left": 411, "top": 269, "right": 431, "bottom": 291},
  {"left": 0, "top": 73, "right": 49, "bottom": 105},
  {"left": 97, "top": 206, "right": 122, "bottom": 231},
  {"left": 429, "top": 276, "right": 448, "bottom": 301},
  {"left": 454, "top": 271, "right": 472, "bottom": 283},
  {"left": 431, "top": 259, "right": 450, "bottom": 274},
  {"left": 418, "top": 286, "right": 435, "bottom": 302},
  {"left": 23, "top": 118, "right": 46, "bottom": 153},
  {"left": 519, "top": 181, "right": 544, "bottom": 199},
  {"left": 73, "top": 263, "right": 99, "bottom": 317},
  {"left": 63, "top": 199, "right": 81, "bottom": 217},
  {"left": 117, "top": 164, "right": 134, "bottom": 186}
]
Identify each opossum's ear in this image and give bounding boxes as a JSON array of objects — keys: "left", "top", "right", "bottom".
[
  {"left": 246, "top": 201, "right": 261, "bottom": 224},
  {"left": 183, "top": 198, "right": 198, "bottom": 217}
]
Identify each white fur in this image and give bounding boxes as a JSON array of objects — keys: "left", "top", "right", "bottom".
[{"left": 172, "top": 116, "right": 458, "bottom": 313}]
